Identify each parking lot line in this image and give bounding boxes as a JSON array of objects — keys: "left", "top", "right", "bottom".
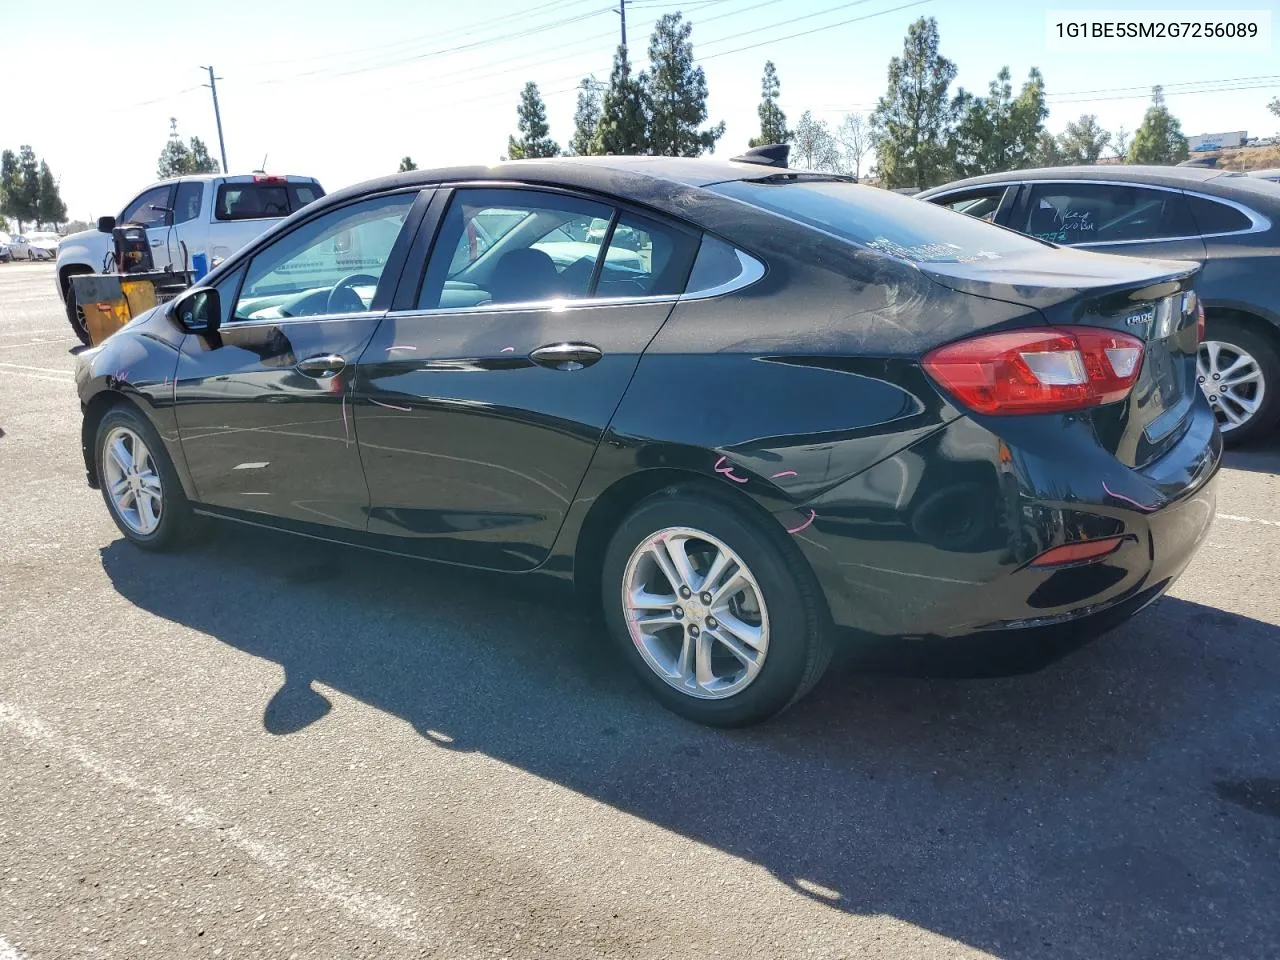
[
  {"left": 0, "top": 701, "right": 425, "bottom": 946},
  {"left": 0, "top": 338, "right": 76, "bottom": 351},
  {"left": 0, "top": 362, "right": 73, "bottom": 376},
  {"left": 1217, "top": 513, "right": 1280, "bottom": 527},
  {"left": 0, "top": 936, "right": 28, "bottom": 960}
]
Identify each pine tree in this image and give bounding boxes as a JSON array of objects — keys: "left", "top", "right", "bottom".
[
  {"left": 36, "top": 162, "right": 66, "bottom": 229},
  {"left": 398, "top": 156, "right": 418, "bottom": 172},
  {"left": 593, "top": 45, "right": 650, "bottom": 155},
  {"left": 749, "top": 61, "right": 788, "bottom": 147},
  {"left": 1128, "top": 87, "right": 1189, "bottom": 165},
  {"left": 646, "top": 14, "right": 724, "bottom": 156},
  {"left": 15, "top": 146, "right": 41, "bottom": 230},
  {"left": 870, "top": 17, "right": 958, "bottom": 189},
  {"left": 951, "top": 67, "right": 1046, "bottom": 177},
  {"left": 506, "top": 82, "right": 560, "bottom": 160},
  {"left": 158, "top": 118, "right": 193, "bottom": 178},
  {"left": 1055, "top": 114, "right": 1110, "bottom": 165},
  {"left": 188, "top": 136, "right": 220, "bottom": 174},
  {"left": 570, "top": 77, "right": 604, "bottom": 156},
  {"left": 0, "top": 150, "right": 22, "bottom": 232}
]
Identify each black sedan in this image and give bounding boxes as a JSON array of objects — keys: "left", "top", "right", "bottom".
[
  {"left": 918, "top": 165, "right": 1280, "bottom": 444},
  {"left": 75, "top": 150, "right": 1221, "bottom": 727}
]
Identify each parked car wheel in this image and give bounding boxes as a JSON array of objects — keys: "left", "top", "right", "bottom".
[
  {"left": 1198, "top": 317, "right": 1280, "bottom": 445},
  {"left": 601, "top": 488, "right": 833, "bottom": 727},
  {"left": 95, "top": 405, "right": 194, "bottom": 551},
  {"left": 64, "top": 277, "right": 91, "bottom": 346}
]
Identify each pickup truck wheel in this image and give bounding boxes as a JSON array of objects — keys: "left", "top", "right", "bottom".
[{"left": 64, "top": 277, "right": 91, "bottom": 346}]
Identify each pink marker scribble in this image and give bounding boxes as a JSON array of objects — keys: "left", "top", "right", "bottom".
[
  {"left": 386, "top": 345, "right": 417, "bottom": 353},
  {"left": 500, "top": 346, "right": 516, "bottom": 353},
  {"left": 714, "top": 456, "right": 749, "bottom": 484},
  {"left": 1101, "top": 480, "right": 1156, "bottom": 512},
  {"left": 370, "top": 398, "right": 412, "bottom": 412},
  {"left": 772, "top": 469, "right": 798, "bottom": 479},
  {"left": 341, "top": 394, "right": 350, "bottom": 445},
  {"left": 786, "top": 510, "right": 817, "bottom": 535}
]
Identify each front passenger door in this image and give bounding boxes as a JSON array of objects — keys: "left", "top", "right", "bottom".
[
  {"left": 118, "top": 185, "right": 177, "bottom": 270},
  {"left": 355, "top": 186, "right": 701, "bottom": 571}
]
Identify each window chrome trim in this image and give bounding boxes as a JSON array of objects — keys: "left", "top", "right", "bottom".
[
  {"left": 679, "top": 249, "right": 767, "bottom": 301},
  {"left": 1002, "top": 178, "right": 1273, "bottom": 245},
  {"left": 384, "top": 294, "right": 681, "bottom": 320}
]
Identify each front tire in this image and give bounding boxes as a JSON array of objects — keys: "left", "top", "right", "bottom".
[
  {"left": 601, "top": 487, "right": 832, "bottom": 727},
  {"left": 64, "top": 274, "right": 91, "bottom": 345},
  {"left": 1199, "top": 317, "right": 1280, "bottom": 445},
  {"left": 95, "top": 405, "right": 194, "bottom": 551}
]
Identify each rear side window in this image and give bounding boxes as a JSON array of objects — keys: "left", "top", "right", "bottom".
[
  {"left": 173, "top": 181, "right": 203, "bottom": 225},
  {"left": 215, "top": 182, "right": 323, "bottom": 221},
  {"left": 1018, "top": 183, "right": 1196, "bottom": 244},
  {"left": 595, "top": 212, "right": 699, "bottom": 298},
  {"left": 710, "top": 178, "right": 1046, "bottom": 264},
  {"left": 685, "top": 235, "right": 761, "bottom": 295},
  {"left": 1185, "top": 195, "right": 1253, "bottom": 234}
]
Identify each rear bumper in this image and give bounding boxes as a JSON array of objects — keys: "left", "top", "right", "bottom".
[{"left": 790, "top": 393, "right": 1221, "bottom": 656}]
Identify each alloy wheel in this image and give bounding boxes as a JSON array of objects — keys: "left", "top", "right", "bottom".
[
  {"left": 621, "top": 526, "right": 770, "bottom": 700},
  {"left": 1198, "top": 339, "right": 1266, "bottom": 433},
  {"left": 102, "top": 426, "right": 164, "bottom": 536}
]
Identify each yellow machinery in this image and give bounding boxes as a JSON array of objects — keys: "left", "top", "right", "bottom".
[{"left": 70, "top": 273, "right": 176, "bottom": 346}]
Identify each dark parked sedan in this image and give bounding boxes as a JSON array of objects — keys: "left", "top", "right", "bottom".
[
  {"left": 75, "top": 150, "right": 1221, "bottom": 726},
  {"left": 919, "top": 166, "right": 1280, "bottom": 444}
]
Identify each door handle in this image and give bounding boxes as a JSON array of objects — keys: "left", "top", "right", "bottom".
[
  {"left": 529, "top": 342, "right": 602, "bottom": 371},
  {"left": 295, "top": 354, "right": 348, "bottom": 378},
  {"left": 150, "top": 239, "right": 163, "bottom": 247}
]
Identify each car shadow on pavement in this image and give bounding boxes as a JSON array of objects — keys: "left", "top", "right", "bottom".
[
  {"left": 1224, "top": 440, "right": 1280, "bottom": 475},
  {"left": 100, "top": 525, "right": 1280, "bottom": 960}
]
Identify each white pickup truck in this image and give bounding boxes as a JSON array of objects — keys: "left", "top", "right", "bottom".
[{"left": 56, "top": 172, "right": 324, "bottom": 343}]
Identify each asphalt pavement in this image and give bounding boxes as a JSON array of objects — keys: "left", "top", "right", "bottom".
[{"left": 1, "top": 260, "right": 1278, "bottom": 960}]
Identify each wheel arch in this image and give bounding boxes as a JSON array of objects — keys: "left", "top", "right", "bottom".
[
  {"left": 80, "top": 390, "right": 138, "bottom": 489},
  {"left": 1203, "top": 303, "right": 1280, "bottom": 356},
  {"left": 58, "top": 261, "right": 95, "bottom": 298},
  {"left": 570, "top": 467, "right": 823, "bottom": 613}
]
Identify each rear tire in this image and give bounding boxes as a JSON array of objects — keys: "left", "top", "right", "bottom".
[
  {"left": 601, "top": 487, "right": 833, "bottom": 727},
  {"left": 1200, "top": 316, "right": 1280, "bottom": 446},
  {"left": 95, "top": 404, "right": 195, "bottom": 551}
]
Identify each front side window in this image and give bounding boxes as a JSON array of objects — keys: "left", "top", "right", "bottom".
[
  {"left": 173, "top": 182, "right": 203, "bottom": 225},
  {"left": 120, "top": 186, "right": 173, "bottom": 228},
  {"left": 418, "top": 189, "right": 614, "bottom": 309},
  {"left": 710, "top": 177, "right": 1046, "bottom": 264},
  {"left": 1018, "top": 183, "right": 1196, "bottom": 244},
  {"left": 233, "top": 193, "right": 413, "bottom": 321}
]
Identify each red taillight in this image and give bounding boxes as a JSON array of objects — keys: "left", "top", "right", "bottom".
[
  {"left": 922, "top": 326, "right": 1145, "bottom": 415},
  {"left": 1030, "top": 536, "right": 1125, "bottom": 567},
  {"left": 253, "top": 174, "right": 285, "bottom": 184}
]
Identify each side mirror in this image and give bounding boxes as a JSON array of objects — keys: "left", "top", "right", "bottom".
[
  {"left": 97, "top": 216, "right": 117, "bottom": 233},
  {"left": 171, "top": 286, "right": 221, "bottom": 334}
]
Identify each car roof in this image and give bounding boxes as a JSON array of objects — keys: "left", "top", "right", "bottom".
[
  {"left": 918, "top": 165, "right": 1235, "bottom": 196},
  {"left": 313, "top": 155, "right": 802, "bottom": 211},
  {"left": 1249, "top": 168, "right": 1280, "bottom": 179}
]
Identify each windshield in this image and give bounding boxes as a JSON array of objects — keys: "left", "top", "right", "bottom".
[{"left": 709, "top": 178, "right": 1050, "bottom": 264}]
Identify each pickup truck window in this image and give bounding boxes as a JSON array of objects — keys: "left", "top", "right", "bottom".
[
  {"left": 121, "top": 186, "right": 174, "bottom": 227},
  {"left": 173, "top": 182, "right": 203, "bottom": 225},
  {"left": 215, "top": 182, "right": 321, "bottom": 221}
]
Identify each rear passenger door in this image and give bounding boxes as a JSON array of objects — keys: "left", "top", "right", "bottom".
[
  {"left": 1010, "top": 181, "right": 1206, "bottom": 262},
  {"left": 354, "top": 186, "right": 701, "bottom": 571}
]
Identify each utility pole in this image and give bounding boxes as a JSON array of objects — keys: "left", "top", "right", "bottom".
[
  {"left": 201, "top": 65, "right": 229, "bottom": 174},
  {"left": 614, "top": 0, "right": 626, "bottom": 48}
]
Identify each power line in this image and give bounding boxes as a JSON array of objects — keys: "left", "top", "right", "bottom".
[
  {"left": 252, "top": 6, "right": 614, "bottom": 86},
  {"left": 1046, "top": 74, "right": 1280, "bottom": 98},
  {"left": 700, "top": 0, "right": 934, "bottom": 61},
  {"left": 247, "top": 0, "right": 601, "bottom": 71},
  {"left": 1052, "top": 81, "right": 1280, "bottom": 105}
]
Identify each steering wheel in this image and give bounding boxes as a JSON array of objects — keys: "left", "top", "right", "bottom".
[{"left": 326, "top": 273, "right": 380, "bottom": 314}]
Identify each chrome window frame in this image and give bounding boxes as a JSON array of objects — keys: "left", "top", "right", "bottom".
[{"left": 974, "top": 178, "right": 1274, "bottom": 247}]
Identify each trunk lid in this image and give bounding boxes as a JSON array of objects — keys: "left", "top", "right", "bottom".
[{"left": 922, "top": 247, "right": 1202, "bottom": 468}]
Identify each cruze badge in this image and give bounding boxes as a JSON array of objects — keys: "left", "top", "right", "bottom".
[{"left": 1126, "top": 308, "right": 1156, "bottom": 327}]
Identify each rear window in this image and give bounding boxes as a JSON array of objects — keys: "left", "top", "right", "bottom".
[
  {"left": 710, "top": 178, "right": 1046, "bottom": 264},
  {"left": 215, "top": 182, "right": 325, "bottom": 221}
]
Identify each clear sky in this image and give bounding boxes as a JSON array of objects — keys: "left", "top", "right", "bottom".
[{"left": 5, "top": 0, "right": 1278, "bottom": 221}]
